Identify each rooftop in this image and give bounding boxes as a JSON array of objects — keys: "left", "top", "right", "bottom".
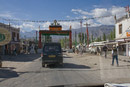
[
  {"left": 0, "top": 22, "right": 20, "bottom": 31},
  {"left": 116, "top": 14, "right": 130, "bottom": 23}
]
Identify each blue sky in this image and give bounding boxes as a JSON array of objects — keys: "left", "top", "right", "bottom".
[{"left": 0, "top": 0, "right": 130, "bottom": 31}]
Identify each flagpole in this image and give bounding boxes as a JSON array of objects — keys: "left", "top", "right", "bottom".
[{"left": 84, "top": 23, "right": 90, "bottom": 48}]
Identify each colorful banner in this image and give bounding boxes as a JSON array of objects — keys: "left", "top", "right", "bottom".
[{"left": 0, "top": 28, "right": 11, "bottom": 45}]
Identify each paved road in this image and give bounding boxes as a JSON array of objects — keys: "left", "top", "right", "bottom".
[{"left": 0, "top": 53, "right": 130, "bottom": 87}]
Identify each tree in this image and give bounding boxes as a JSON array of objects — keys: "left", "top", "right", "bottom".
[
  {"left": 89, "top": 38, "right": 91, "bottom": 44},
  {"left": 113, "top": 28, "right": 115, "bottom": 39},
  {"left": 81, "top": 33, "right": 84, "bottom": 43},
  {"left": 60, "top": 39, "right": 64, "bottom": 48},
  {"left": 78, "top": 33, "right": 81, "bottom": 43},
  {"left": 91, "top": 34, "right": 94, "bottom": 42},
  {"left": 107, "top": 28, "right": 115, "bottom": 40},
  {"left": 99, "top": 36, "right": 102, "bottom": 41},
  {"left": 103, "top": 33, "right": 106, "bottom": 41},
  {"left": 95, "top": 36, "right": 102, "bottom": 42},
  {"left": 85, "top": 34, "right": 87, "bottom": 44},
  {"left": 45, "top": 35, "right": 52, "bottom": 43},
  {"left": 60, "top": 37, "right": 69, "bottom": 48}
]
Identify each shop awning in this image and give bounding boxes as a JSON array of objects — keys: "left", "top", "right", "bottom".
[
  {"left": 105, "top": 42, "right": 118, "bottom": 45},
  {"left": 121, "top": 42, "right": 130, "bottom": 45}
]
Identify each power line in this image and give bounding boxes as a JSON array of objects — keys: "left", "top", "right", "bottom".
[{"left": 0, "top": 15, "right": 114, "bottom": 23}]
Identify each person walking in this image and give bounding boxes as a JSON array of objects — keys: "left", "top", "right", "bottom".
[
  {"left": 103, "top": 45, "right": 108, "bottom": 58},
  {"left": 34, "top": 46, "right": 38, "bottom": 54},
  {"left": 112, "top": 45, "right": 119, "bottom": 66},
  {"left": 97, "top": 46, "right": 100, "bottom": 55},
  {"left": 76, "top": 48, "right": 79, "bottom": 54},
  {"left": 79, "top": 44, "right": 83, "bottom": 55}
]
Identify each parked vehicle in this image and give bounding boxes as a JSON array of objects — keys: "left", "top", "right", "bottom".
[
  {"left": 89, "top": 42, "right": 105, "bottom": 54},
  {"left": 41, "top": 43, "right": 63, "bottom": 67}
]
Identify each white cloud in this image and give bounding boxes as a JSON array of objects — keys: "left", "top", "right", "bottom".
[
  {"left": 71, "top": 6, "right": 126, "bottom": 25},
  {"left": 110, "top": 6, "right": 126, "bottom": 18},
  {"left": 83, "top": 19, "right": 101, "bottom": 27},
  {"left": 41, "top": 22, "right": 51, "bottom": 30},
  {"left": 93, "top": 5, "right": 102, "bottom": 8},
  {"left": 66, "top": 15, "right": 70, "bottom": 18},
  {"left": 12, "top": 22, "right": 38, "bottom": 32},
  {"left": 60, "top": 21, "right": 80, "bottom": 29},
  {"left": 0, "top": 11, "right": 13, "bottom": 18},
  {"left": 91, "top": 8, "right": 110, "bottom": 17},
  {"left": 22, "top": 23, "right": 34, "bottom": 29},
  {"left": 11, "top": 21, "right": 80, "bottom": 32},
  {"left": 71, "top": 9, "right": 91, "bottom": 15},
  {"left": 17, "top": 5, "right": 125, "bottom": 32},
  {"left": 1, "top": 6, "right": 126, "bottom": 32},
  {"left": 96, "top": 16, "right": 114, "bottom": 25},
  {"left": 0, "top": 14, "right": 12, "bottom": 18}
]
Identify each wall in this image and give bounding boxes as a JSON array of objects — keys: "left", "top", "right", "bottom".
[{"left": 116, "top": 18, "right": 130, "bottom": 39}]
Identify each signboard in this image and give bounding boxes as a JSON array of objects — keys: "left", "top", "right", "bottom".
[
  {"left": 49, "top": 26, "right": 62, "bottom": 31},
  {"left": 0, "top": 28, "right": 11, "bottom": 46},
  {"left": 126, "top": 29, "right": 130, "bottom": 37}
]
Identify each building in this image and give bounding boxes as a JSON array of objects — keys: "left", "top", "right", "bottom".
[
  {"left": 115, "top": 13, "right": 130, "bottom": 56},
  {"left": 20, "top": 39, "right": 30, "bottom": 54},
  {"left": 0, "top": 23, "right": 20, "bottom": 55}
]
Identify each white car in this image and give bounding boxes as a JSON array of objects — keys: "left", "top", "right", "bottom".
[{"left": 89, "top": 46, "right": 97, "bottom": 54}]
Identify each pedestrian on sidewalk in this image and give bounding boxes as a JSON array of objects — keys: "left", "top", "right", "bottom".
[
  {"left": 97, "top": 46, "right": 100, "bottom": 55},
  {"left": 76, "top": 48, "right": 79, "bottom": 54},
  {"left": 79, "top": 44, "right": 83, "bottom": 55},
  {"left": 112, "top": 45, "right": 119, "bottom": 66},
  {"left": 103, "top": 45, "right": 108, "bottom": 58}
]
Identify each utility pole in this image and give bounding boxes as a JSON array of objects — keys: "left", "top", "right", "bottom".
[
  {"left": 125, "top": 5, "right": 129, "bottom": 18},
  {"left": 75, "top": 31, "right": 77, "bottom": 47},
  {"left": 36, "top": 31, "right": 38, "bottom": 44},
  {"left": 39, "top": 25, "right": 40, "bottom": 30},
  {"left": 84, "top": 22, "right": 90, "bottom": 48},
  {"left": 80, "top": 20, "right": 82, "bottom": 44}
]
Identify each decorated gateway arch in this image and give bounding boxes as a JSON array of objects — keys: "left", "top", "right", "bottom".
[{"left": 38, "top": 20, "right": 72, "bottom": 49}]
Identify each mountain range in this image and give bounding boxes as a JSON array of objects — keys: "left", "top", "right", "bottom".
[
  {"left": 20, "top": 25, "right": 114, "bottom": 40},
  {"left": 72, "top": 25, "right": 114, "bottom": 39}
]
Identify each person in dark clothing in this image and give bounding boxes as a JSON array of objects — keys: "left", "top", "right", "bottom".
[
  {"left": 103, "top": 45, "right": 108, "bottom": 58},
  {"left": 97, "top": 47, "right": 100, "bottom": 55},
  {"left": 112, "top": 45, "right": 119, "bottom": 66}
]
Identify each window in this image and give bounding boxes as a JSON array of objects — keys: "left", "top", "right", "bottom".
[
  {"left": 119, "top": 24, "right": 122, "bottom": 34},
  {"left": 44, "top": 46, "right": 60, "bottom": 52}
]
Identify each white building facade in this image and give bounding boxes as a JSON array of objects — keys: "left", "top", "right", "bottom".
[{"left": 115, "top": 15, "right": 130, "bottom": 56}]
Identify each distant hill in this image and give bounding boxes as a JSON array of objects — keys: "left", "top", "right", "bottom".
[
  {"left": 20, "top": 30, "right": 38, "bottom": 39},
  {"left": 72, "top": 25, "right": 114, "bottom": 39},
  {"left": 20, "top": 25, "right": 114, "bottom": 40}
]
